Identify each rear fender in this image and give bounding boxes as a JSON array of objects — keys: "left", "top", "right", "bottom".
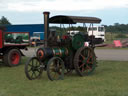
[{"left": 4, "top": 47, "right": 25, "bottom": 56}]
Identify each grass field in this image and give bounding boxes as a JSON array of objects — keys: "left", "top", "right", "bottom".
[
  {"left": 105, "top": 32, "right": 128, "bottom": 44},
  {"left": 0, "top": 58, "right": 128, "bottom": 96}
]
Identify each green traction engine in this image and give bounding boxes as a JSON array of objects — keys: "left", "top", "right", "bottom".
[{"left": 25, "top": 12, "right": 101, "bottom": 81}]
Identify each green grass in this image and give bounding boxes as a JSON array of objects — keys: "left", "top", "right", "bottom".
[
  {"left": 105, "top": 32, "right": 128, "bottom": 43},
  {"left": 0, "top": 58, "right": 128, "bottom": 96}
]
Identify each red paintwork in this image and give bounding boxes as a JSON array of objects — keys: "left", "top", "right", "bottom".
[
  {"left": 4, "top": 32, "right": 29, "bottom": 34},
  {"left": 4, "top": 44, "right": 29, "bottom": 46},
  {"left": 0, "top": 30, "right": 3, "bottom": 48},
  {"left": 11, "top": 52, "right": 20, "bottom": 65},
  {"left": 114, "top": 40, "right": 122, "bottom": 47},
  {"left": 62, "top": 35, "right": 69, "bottom": 40}
]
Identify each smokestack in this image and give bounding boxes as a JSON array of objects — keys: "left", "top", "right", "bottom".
[{"left": 43, "top": 11, "right": 50, "bottom": 47}]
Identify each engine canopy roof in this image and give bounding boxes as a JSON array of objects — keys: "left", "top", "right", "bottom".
[{"left": 49, "top": 15, "right": 101, "bottom": 24}]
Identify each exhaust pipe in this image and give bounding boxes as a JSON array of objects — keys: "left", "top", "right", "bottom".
[{"left": 43, "top": 11, "right": 50, "bottom": 47}]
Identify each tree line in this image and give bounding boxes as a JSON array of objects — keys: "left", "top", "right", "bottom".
[{"left": 104, "top": 23, "right": 128, "bottom": 34}]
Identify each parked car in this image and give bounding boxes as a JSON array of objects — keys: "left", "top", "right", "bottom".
[{"left": 30, "top": 39, "right": 44, "bottom": 47}]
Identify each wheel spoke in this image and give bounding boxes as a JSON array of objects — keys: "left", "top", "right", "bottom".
[
  {"left": 86, "top": 54, "right": 91, "bottom": 61},
  {"left": 28, "top": 68, "right": 32, "bottom": 72},
  {"left": 36, "top": 61, "right": 38, "bottom": 66},
  {"left": 80, "top": 54, "right": 85, "bottom": 59},
  {"left": 53, "top": 71, "right": 58, "bottom": 79},
  {"left": 33, "top": 72, "right": 37, "bottom": 77},
  {"left": 88, "top": 61, "right": 93, "bottom": 64},
  {"left": 86, "top": 58, "right": 90, "bottom": 63},
  {"left": 86, "top": 65, "right": 92, "bottom": 70},
  {"left": 31, "top": 72, "right": 34, "bottom": 78},
  {"left": 82, "top": 66, "right": 85, "bottom": 72},
  {"left": 28, "top": 63, "right": 32, "bottom": 66},
  {"left": 87, "top": 56, "right": 93, "bottom": 64},
  {"left": 36, "top": 69, "right": 41, "bottom": 73},
  {"left": 88, "top": 49, "right": 91, "bottom": 57},
  {"left": 32, "top": 59, "right": 34, "bottom": 67},
  {"left": 79, "top": 63, "right": 85, "bottom": 68}
]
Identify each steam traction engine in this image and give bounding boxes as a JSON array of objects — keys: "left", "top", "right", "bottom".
[{"left": 25, "top": 12, "right": 101, "bottom": 81}]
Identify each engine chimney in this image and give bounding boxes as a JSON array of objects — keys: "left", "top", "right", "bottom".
[{"left": 43, "top": 11, "right": 50, "bottom": 47}]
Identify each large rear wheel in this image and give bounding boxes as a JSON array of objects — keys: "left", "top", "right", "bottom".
[{"left": 74, "top": 47, "right": 96, "bottom": 76}]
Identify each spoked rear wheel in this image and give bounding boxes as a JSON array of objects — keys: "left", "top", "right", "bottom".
[
  {"left": 74, "top": 47, "right": 96, "bottom": 76},
  {"left": 25, "top": 57, "right": 43, "bottom": 80},
  {"left": 47, "top": 57, "right": 65, "bottom": 81}
]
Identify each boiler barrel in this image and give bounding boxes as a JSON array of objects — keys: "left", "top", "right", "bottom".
[{"left": 37, "top": 47, "right": 69, "bottom": 60}]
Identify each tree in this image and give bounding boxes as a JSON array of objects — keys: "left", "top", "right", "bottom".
[
  {"left": 114, "top": 23, "right": 120, "bottom": 26},
  {"left": 116, "top": 33, "right": 127, "bottom": 38},
  {"left": 0, "top": 16, "right": 11, "bottom": 25},
  {"left": 105, "top": 23, "right": 128, "bottom": 33}
]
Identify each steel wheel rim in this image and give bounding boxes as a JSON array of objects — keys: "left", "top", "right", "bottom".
[
  {"left": 74, "top": 47, "right": 96, "bottom": 76},
  {"left": 79, "top": 48, "right": 95, "bottom": 74},
  {"left": 25, "top": 57, "right": 42, "bottom": 80},
  {"left": 47, "top": 57, "right": 65, "bottom": 81}
]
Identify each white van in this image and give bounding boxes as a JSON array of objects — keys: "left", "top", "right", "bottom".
[{"left": 87, "top": 26, "right": 105, "bottom": 43}]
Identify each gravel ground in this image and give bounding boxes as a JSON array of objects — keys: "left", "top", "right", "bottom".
[{"left": 95, "top": 49, "right": 128, "bottom": 61}]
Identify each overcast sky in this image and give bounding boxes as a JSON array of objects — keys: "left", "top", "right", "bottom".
[{"left": 0, "top": 0, "right": 128, "bottom": 25}]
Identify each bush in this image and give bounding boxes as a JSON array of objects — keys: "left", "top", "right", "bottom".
[{"left": 115, "top": 34, "right": 127, "bottom": 38}]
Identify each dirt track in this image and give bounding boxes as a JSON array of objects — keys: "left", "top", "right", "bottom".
[{"left": 22, "top": 48, "right": 128, "bottom": 61}]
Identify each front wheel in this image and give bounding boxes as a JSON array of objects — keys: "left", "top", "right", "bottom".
[
  {"left": 47, "top": 57, "right": 65, "bottom": 81},
  {"left": 25, "top": 57, "right": 43, "bottom": 80}
]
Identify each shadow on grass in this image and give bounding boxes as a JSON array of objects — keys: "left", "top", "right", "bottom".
[
  {"left": 0, "top": 60, "right": 6, "bottom": 68},
  {"left": 0, "top": 56, "right": 29, "bottom": 68},
  {"left": 65, "top": 65, "right": 114, "bottom": 79},
  {"left": 64, "top": 70, "right": 97, "bottom": 78}
]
